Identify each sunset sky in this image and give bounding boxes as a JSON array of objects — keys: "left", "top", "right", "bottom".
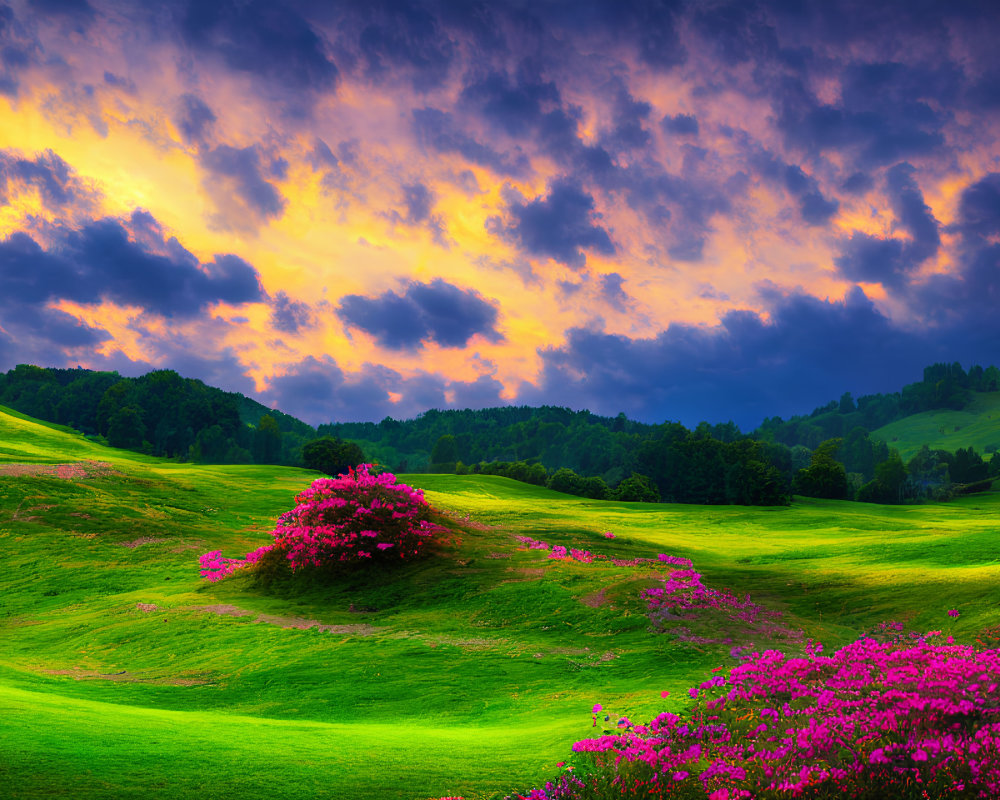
[{"left": 2, "top": 0, "right": 1000, "bottom": 428}]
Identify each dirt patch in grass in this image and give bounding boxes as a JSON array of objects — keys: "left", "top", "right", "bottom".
[
  {"left": 194, "top": 604, "right": 254, "bottom": 617},
  {"left": 0, "top": 461, "right": 117, "bottom": 480},
  {"left": 255, "top": 614, "right": 383, "bottom": 635},
  {"left": 191, "top": 604, "right": 384, "bottom": 635},
  {"left": 499, "top": 566, "right": 546, "bottom": 584},
  {"left": 119, "top": 536, "right": 169, "bottom": 548},
  {"left": 40, "top": 668, "right": 215, "bottom": 686},
  {"left": 579, "top": 588, "right": 607, "bottom": 608},
  {"left": 440, "top": 510, "right": 496, "bottom": 532}
]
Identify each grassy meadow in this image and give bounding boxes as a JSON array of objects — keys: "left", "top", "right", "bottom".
[{"left": 2, "top": 404, "right": 1000, "bottom": 799}]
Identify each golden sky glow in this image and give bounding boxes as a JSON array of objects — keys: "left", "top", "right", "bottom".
[{"left": 2, "top": 0, "right": 1000, "bottom": 427}]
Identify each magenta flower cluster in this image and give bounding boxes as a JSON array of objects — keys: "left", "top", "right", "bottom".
[
  {"left": 514, "top": 536, "right": 686, "bottom": 569},
  {"left": 517, "top": 635, "right": 1000, "bottom": 799},
  {"left": 199, "top": 464, "right": 442, "bottom": 581},
  {"left": 642, "top": 566, "right": 775, "bottom": 626}
]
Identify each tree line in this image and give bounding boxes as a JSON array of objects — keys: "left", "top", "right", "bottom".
[
  {"left": 1, "top": 362, "right": 996, "bottom": 507},
  {"left": 0, "top": 364, "right": 314, "bottom": 467}
]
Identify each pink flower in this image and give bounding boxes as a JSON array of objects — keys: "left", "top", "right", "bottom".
[
  {"left": 592, "top": 703, "right": 602, "bottom": 713},
  {"left": 947, "top": 609, "right": 960, "bottom": 617}
]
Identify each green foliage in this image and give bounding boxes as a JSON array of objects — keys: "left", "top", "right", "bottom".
[
  {"left": 637, "top": 427, "right": 791, "bottom": 505},
  {"left": 612, "top": 472, "right": 659, "bottom": 502},
  {"left": 301, "top": 436, "right": 365, "bottom": 476},
  {"left": 106, "top": 405, "right": 146, "bottom": 449},
  {"left": 793, "top": 438, "right": 848, "bottom": 499},
  {"left": 857, "top": 451, "right": 907, "bottom": 504},
  {"left": 474, "top": 458, "right": 549, "bottom": 485},
  {"left": 430, "top": 433, "right": 459, "bottom": 472},
  {"left": 252, "top": 414, "right": 282, "bottom": 464}
]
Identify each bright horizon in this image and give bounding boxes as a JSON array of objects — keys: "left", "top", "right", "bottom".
[{"left": 2, "top": 0, "right": 999, "bottom": 429}]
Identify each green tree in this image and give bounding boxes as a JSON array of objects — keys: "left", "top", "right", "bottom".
[
  {"left": 793, "top": 438, "right": 848, "bottom": 499},
  {"left": 253, "top": 414, "right": 283, "bottom": 464},
  {"left": 107, "top": 405, "right": 146, "bottom": 449},
  {"left": 858, "top": 450, "right": 908, "bottom": 503},
  {"left": 302, "top": 436, "right": 365, "bottom": 476},
  {"left": 430, "top": 434, "right": 459, "bottom": 472},
  {"left": 613, "top": 472, "right": 660, "bottom": 502},
  {"left": 547, "top": 467, "right": 589, "bottom": 496},
  {"left": 952, "top": 447, "right": 988, "bottom": 483}
]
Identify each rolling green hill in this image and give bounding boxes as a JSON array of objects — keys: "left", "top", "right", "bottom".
[
  {"left": 872, "top": 391, "right": 1000, "bottom": 461},
  {"left": 2, "top": 405, "right": 999, "bottom": 799}
]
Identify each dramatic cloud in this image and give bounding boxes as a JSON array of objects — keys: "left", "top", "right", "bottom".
[
  {"left": 412, "top": 107, "right": 530, "bottom": 176},
  {"left": 519, "top": 287, "right": 927, "bottom": 428},
  {"left": 263, "top": 355, "right": 504, "bottom": 425},
  {"left": 2, "top": 0, "right": 1000, "bottom": 426},
  {"left": 199, "top": 145, "right": 286, "bottom": 225},
  {"left": 174, "top": 93, "right": 216, "bottom": 145},
  {"left": 491, "top": 179, "right": 615, "bottom": 269},
  {"left": 0, "top": 210, "right": 264, "bottom": 318},
  {"left": 0, "top": 149, "right": 98, "bottom": 214},
  {"left": 179, "top": 0, "right": 338, "bottom": 94},
  {"left": 269, "top": 290, "right": 314, "bottom": 334},
  {"left": 835, "top": 163, "right": 941, "bottom": 290},
  {"left": 338, "top": 279, "right": 501, "bottom": 350}
]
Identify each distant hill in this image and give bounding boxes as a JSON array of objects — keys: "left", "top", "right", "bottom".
[{"left": 871, "top": 391, "right": 1000, "bottom": 461}]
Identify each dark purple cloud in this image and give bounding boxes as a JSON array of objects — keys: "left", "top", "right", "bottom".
[
  {"left": 412, "top": 107, "right": 530, "bottom": 176},
  {"left": 28, "top": 0, "right": 93, "bottom": 27},
  {"left": 338, "top": 278, "right": 501, "bottom": 350},
  {"left": 353, "top": 0, "right": 455, "bottom": 90},
  {"left": 835, "top": 163, "right": 940, "bottom": 291},
  {"left": 179, "top": 0, "right": 338, "bottom": 95},
  {"left": 490, "top": 178, "right": 614, "bottom": 269},
  {"left": 516, "top": 286, "right": 922, "bottom": 429},
  {"left": 402, "top": 182, "right": 433, "bottom": 223},
  {"left": 270, "top": 290, "right": 314, "bottom": 334},
  {"left": 661, "top": 113, "right": 698, "bottom": 136},
  {"left": 0, "top": 149, "right": 98, "bottom": 214},
  {"left": 174, "top": 93, "right": 216, "bottom": 145},
  {"left": 0, "top": 210, "right": 265, "bottom": 319},
  {"left": 750, "top": 151, "right": 838, "bottom": 226},
  {"left": 199, "top": 144, "right": 286, "bottom": 222},
  {"left": 599, "top": 272, "right": 629, "bottom": 311},
  {"left": 908, "top": 173, "right": 1000, "bottom": 327},
  {"left": 262, "top": 355, "right": 505, "bottom": 424},
  {"left": 308, "top": 138, "right": 339, "bottom": 170},
  {"left": 955, "top": 173, "right": 1000, "bottom": 240}
]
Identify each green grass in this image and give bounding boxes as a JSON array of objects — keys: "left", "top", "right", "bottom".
[
  {"left": 2, "top": 407, "right": 1000, "bottom": 798},
  {"left": 872, "top": 391, "right": 1000, "bottom": 460}
]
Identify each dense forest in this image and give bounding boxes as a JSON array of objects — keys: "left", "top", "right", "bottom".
[
  {"left": 2, "top": 361, "right": 998, "bottom": 507},
  {"left": 0, "top": 364, "right": 316, "bottom": 467}
]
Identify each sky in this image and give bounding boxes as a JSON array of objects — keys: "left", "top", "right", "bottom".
[{"left": 2, "top": 0, "right": 1000, "bottom": 430}]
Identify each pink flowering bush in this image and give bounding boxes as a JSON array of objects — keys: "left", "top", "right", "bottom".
[
  {"left": 511, "top": 635, "right": 1000, "bottom": 799},
  {"left": 199, "top": 464, "right": 445, "bottom": 581},
  {"left": 643, "top": 566, "right": 775, "bottom": 626}
]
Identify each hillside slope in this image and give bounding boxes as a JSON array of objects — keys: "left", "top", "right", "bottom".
[
  {"left": 872, "top": 391, "right": 1000, "bottom": 460},
  {"left": 2, "top": 406, "right": 999, "bottom": 798}
]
